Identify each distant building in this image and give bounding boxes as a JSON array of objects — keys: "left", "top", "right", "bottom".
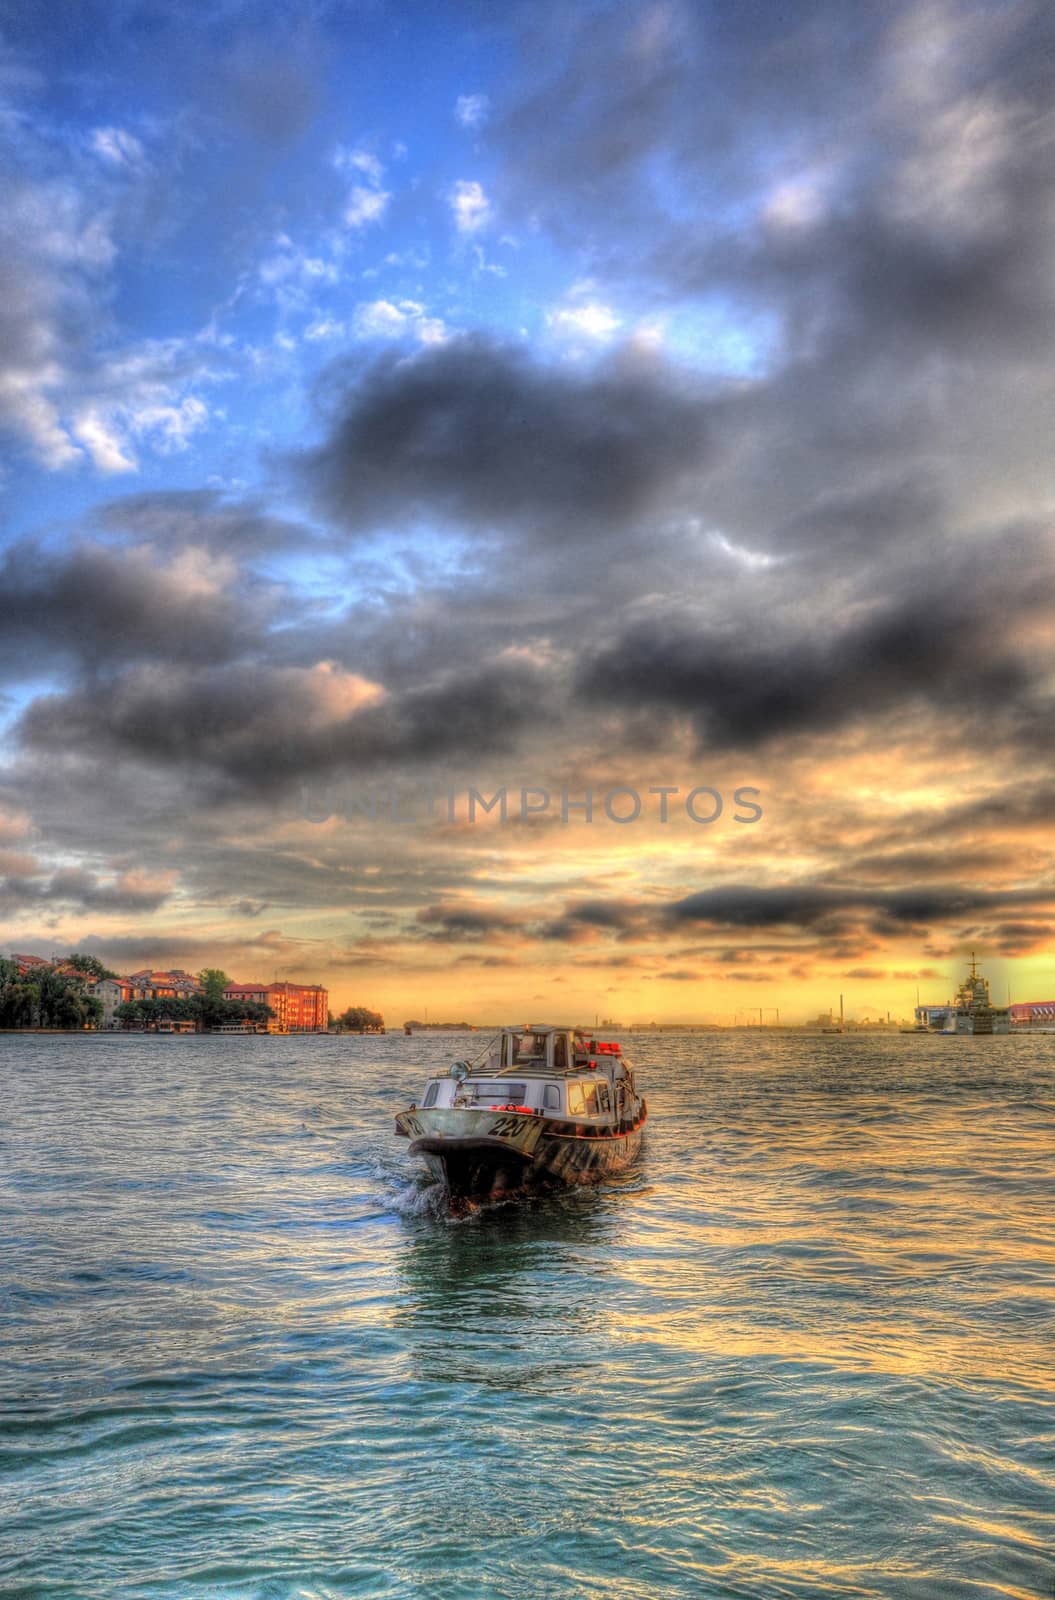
[
  {"left": 9, "top": 953, "right": 51, "bottom": 975},
  {"left": 96, "top": 977, "right": 134, "bottom": 1028},
  {"left": 128, "top": 969, "right": 203, "bottom": 1001},
  {"left": 915, "top": 1004, "right": 953, "bottom": 1030},
  {"left": 1009, "top": 1000, "right": 1055, "bottom": 1027},
  {"left": 224, "top": 981, "right": 328, "bottom": 1033}
]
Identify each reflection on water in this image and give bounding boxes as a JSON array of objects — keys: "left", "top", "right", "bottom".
[{"left": 0, "top": 1031, "right": 1053, "bottom": 1599}]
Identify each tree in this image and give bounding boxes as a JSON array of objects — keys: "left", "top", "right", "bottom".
[
  {"left": 197, "top": 969, "right": 231, "bottom": 1000},
  {"left": 65, "top": 953, "right": 118, "bottom": 981},
  {"left": 337, "top": 1005, "right": 385, "bottom": 1033},
  {"left": 0, "top": 961, "right": 101, "bottom": 1029},
  {"left": 115, "top": 994, "right": 274, "bottom": 1031}
]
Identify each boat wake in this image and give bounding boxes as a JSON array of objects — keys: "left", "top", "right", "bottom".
[{"left": 374, "top": 1153, "right": 546, "bottom": 1223}]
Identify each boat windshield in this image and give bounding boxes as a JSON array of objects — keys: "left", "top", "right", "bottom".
[
  {"left": 511, "top": 1032, "right": 547, "bottom": 1064},
  {"left": 466, "top": 1080, "right": 527, "bottom": 1104}
]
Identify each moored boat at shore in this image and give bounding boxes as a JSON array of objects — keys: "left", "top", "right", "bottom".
[{"left": 395, "top": 1024, "right": 646, "bottom": 1206}]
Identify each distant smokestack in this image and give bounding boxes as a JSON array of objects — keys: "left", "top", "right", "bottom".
[{"left": 839, "top": 993, "right": 844, "bottom": 1023}]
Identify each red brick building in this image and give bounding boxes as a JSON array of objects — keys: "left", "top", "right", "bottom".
[
  {"left": 1009, "top": 1000, "right": 1055, "bottom": 1027},
  {"left": 224, "top": 981, "right": 328, "bottom": 1033}
]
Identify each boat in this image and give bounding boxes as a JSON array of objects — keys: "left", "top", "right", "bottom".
[
  {"left": 913, "top": 953, "right": 1010, "bottom": 1034},
  {"left": 395, "top": 1024, "right": 646, "bottom": 1207}
]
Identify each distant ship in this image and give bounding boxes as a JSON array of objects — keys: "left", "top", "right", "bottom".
[{"left": 914, "top": 955, "right": 1010, "bottom": 1034}]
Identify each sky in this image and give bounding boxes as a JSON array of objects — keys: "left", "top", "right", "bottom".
[{"left": 2, "top": 0, "right": 1055, "bottom": 1024}]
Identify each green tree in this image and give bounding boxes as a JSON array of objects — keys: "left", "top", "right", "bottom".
[
  {"left": 65, "top": 954, "right": 118, "bottom": 981},
  {"left": 338, "top": 1005, "right": 385, "bottom": 1033},
  {"left": 0, "top": 963, "right": 102, "bottom": 1029},
  {"left": 197, "top": 969, "right": 231, "bottom": 1000}
]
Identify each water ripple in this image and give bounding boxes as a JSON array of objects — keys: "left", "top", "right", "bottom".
[{"left": 0, "top": 1032, "right": 1053, "bottom": 1598}]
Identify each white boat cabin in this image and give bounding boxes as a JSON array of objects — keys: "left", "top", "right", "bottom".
[{"left": 414, "top": 1024, "right": 638, "bottom": 1121}]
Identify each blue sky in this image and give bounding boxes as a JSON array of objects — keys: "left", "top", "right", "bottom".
[{"left": 2, "top": 1, "right": 777, "bottom": 542}]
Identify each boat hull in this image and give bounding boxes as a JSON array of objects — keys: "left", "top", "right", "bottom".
[{"left": 397, "top": 1104, "right": 647, "bottom": 1204}]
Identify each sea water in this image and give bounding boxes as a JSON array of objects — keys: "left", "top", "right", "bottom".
[{"left": 0, "top": 1031, "right": 1053, "bottom": 1599}]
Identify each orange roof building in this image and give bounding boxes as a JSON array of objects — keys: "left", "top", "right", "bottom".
[{"left": 224, "top": 981, "right": 328, "bottom": 1033}]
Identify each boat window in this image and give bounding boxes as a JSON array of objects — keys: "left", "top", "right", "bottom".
[
  {"left": 567, "top": 1081, "right": 601, "bottom": 1116},
  {"left": 543, "top": 1083, "right": 562, "bottom": 1112},
  {"left": 467, "top": 1081, "right": 527, "bottom": 1104},
  {"left": 422, "top": 1081, "right": 439, "bottom": 1108},
  {"left": 512, "top": 1032, "right": 547, "bottom": 1064},
  {"left": 553, "top": 1035, "right": 568, "bottom": 1070},
  {"left": 596, "top": 1083, "right": 611, "bottom": 1115}
]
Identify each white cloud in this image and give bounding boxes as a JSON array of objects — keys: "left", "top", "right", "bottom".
[
  {"left": 630, "top": 317, "right": 666, "bottom": 351},
  {"left": 344, "top": 184, "right": 389, "bottom": 229},
  {"left": 450, "top": 179, "right": 491, "bottom": 234},
  {"left": 383, "top": 247, "right": 430, "bottom": 270},
  {"left": 415, "top": 315, "right": 448, "bottom": 346},
  {"left": 130, "top": 395, "right": 209, "bottom": 454},
  {"left": 0, "top": 140, "right": 222, "bottom": 478},
  {"left": 711, "top": 530, "right": 779, "bottom": 570},
  {"left": 259, "top": 238, "right": 338, "bottom": 289},
  {"left": 353, "top": 299, "right": 447, "bottom": 344},
  {"left": 454, "top": 94, "right": 490, "bottom": 129},
  {"left": 353, "top": 299, "right": 407, "bottom": 337},
  {"left": 334, "top": 146, "right": 390, "bottom": 230},
  {"left": 90, "top": 126, "right": 146, "bottom": 168},
  {"left": 548, "top": 302, "right": 622, "bottom": 339},
  {"left": 0, "top": 371, "right": 81, "bottom": 469},
  {"left": 71, "top": 392, "right": 210, "bottom": 475},
  {"left": 304, "top": 318, "right": 346, "bottom": 342},
  {"left": 763, "top": 176, "right": 827, "bottom": 230},
  {"left": 333, "top": 145, "right": 384, "bottom": 183},
  {"left": 472, "top": 244, "right": 507, "bottom": 279},
  {"left": 72, "top": 407, "right": 137, "bottom": 473},
  {"left": 0, "top": 178, "right": 118, "bottom": 469}
]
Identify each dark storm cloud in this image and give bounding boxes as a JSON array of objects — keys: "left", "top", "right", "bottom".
[
  {"left": 536, "top": 899, "right": 652, "bottom": 943},
  {"left": 497, "top": 1, "right": 1055, "bottom": 346},
  {"left": 885, "top": 780, "right": 1055, "bottom": 845},
  {"left": 0, "top": 540, "right": 261, "bottom": 678},
  {"left": 55, "top": 925, "right": 317, "bottom": 974},
  {"left": 667, "top": 884, "right": 1055, "bottom": 930},
  {"left": 499, "top": 0, "right": 883, "bottom": 225},
  {"left": 577, "top": 557, "right": 1049, "bottom": 750},
  {"left": 0, "top": 865, "right": 174, "bottom": 916},
  {"left": 95, "top": 490, "right": 321, "bottom": 558},
  {"left": 491, "top": 0, "right": 1055, "bottom": 597},
  {"left": 837, "top": 845, "right": 1033, "bottom": 884},
  {"left": 415, "top": 903, "right": 520, "bottom": 939},
  {"left": 301, "top": 335, "right": 710, "bottom": 538},
  {"left": 983, "top": 922, "right": 1055, "bottom": 955},
  {"left": 17, "top": 656, "right": 552, "bottom": 792},
  {"left": 492, "top": 874, "right": 1054, "bottom": 953}
]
